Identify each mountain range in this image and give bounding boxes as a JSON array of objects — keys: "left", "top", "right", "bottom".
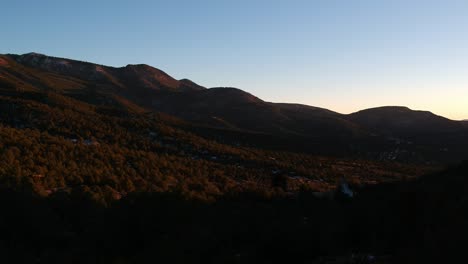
[
  {"left": 1, "top": 52, "right": 467, "bottom": 163},
  {"left": 1, "top": 52, "right": 468, "bottom": 263}
]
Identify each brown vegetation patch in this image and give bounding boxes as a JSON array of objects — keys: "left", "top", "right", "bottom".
[{"left": 0, "top": 57, "right": 8, "bottom": 66}]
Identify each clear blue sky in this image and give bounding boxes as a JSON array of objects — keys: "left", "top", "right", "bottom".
[{"left": 2, "top": 0, "right": 467, "bottom": 120}]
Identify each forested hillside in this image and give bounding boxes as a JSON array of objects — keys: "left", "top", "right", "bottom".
[
  {"left": 0, "top": 88, "right": 430, "bottom": 204},
  {"left": 2, "top": 53, "right": 467, "bottom": 164}
]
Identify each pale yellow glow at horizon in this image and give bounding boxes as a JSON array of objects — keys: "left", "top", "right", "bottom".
[{"left": 265, "top": 84, "right": 468, "bottom": 121}]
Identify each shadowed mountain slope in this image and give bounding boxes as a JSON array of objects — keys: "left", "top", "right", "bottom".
[
  {"left": 348, "top": 106, "right": 464, "bottom": 135},
  {"left": 1, "top": 52, "right": 467, "bottom": 163},
  {"left": 0, "top": 53, "right": 367, "bottom": 139}
]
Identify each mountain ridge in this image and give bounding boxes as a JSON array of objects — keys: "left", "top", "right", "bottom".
[
  {"left": 2, "top": 52, "right": 467, "bottom": 163},
  {"left": 1, "top": 52, "right": 457, "bottom": 120}
]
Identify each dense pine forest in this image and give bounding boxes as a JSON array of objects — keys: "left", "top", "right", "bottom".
[{"left": 0, "top": 89, "right": 432, "bottom": 204}]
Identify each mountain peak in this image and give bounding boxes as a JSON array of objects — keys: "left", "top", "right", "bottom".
[
  {"left": 178, "top": 79, "right": 205, "bottom": 91},
  {"left": 22, "top": 52, "right": 46, "bottom": 57},
  {"left": 4, "top": 52, "right": 205, "bottom": 92},
  {"left": 122, "top": 63, "right": 180, "bottom": 89},
  {"left": 355, "top": 106, "right": 412, "bottom": 113},
  {"left": 12, "top": 52, "right": 87, "bottom": 70},
  {"left": 16, "top": 52, "right": 49, "bottom": 63},
  {"left": 125, "top": 63, "right": 153, "bottom": 69}
]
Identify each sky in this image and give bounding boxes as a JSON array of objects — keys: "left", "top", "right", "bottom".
[{"left": 2, "top": 0, "right": 467, "bottom": 120}]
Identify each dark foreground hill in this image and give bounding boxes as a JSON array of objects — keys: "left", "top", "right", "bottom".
[{"left": 0, "top": 162, "right": 466, "bottom": 263}]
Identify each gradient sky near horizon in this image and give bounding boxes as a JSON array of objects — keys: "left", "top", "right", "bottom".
[{"left": 2, "top": 0, "right": 467, "bottom": 120}]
